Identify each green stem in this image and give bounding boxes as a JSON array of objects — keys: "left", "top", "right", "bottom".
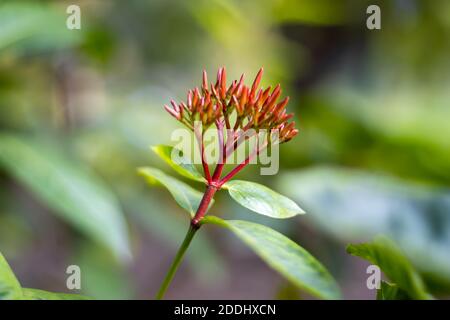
[{"left": 155, "top": 224, "right": 198, "bottom": 299}]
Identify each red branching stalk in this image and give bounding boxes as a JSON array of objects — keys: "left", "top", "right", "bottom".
[
  {"left": 194, "top": 128, "right": 212, "bottom": 183},
  {"left": 164, "top": 67, "right": 298, "bottom": 227},
  {"left": 218, "top": 141, "right": 269, "bottom": 187}
]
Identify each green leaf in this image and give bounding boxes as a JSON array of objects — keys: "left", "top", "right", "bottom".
[
  {"left": 223, "top": 180, "right": 304, "bottom": 219},
  {"left": 0, "top": 251, "right": 22, "bottom": 300},
  {"left": 152, "top": 145, "right": 206, "bottom": 183},
  {"left": 376, "top": 281, "right": 410, "bottom": 300},
  {"left": 22, "top": 288, "right": 90, "bottom": 300},
  {"left": 138, "top": 167, "right": 208, "bottom": 217},
  {"left": 346, "top": 236, "right": 431, "bottom": 300},
  {"left": 0, "top": 134, "right": 131, "bottom": 261},
  {"left": 202, "top": 216, "right": 340, "bottom": 299}
]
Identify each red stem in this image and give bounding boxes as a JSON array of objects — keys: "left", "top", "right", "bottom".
[
  {"left": 191, "top": 124, "right": 267, "bottom": 226},
  {"left": 191, "top": 184, "right": 218, "bottom": 226},
  {"left": 195, "top": 129, "right": 211, "bottom": 182}
]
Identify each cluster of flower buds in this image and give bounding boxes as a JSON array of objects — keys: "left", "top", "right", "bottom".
[{"left": 164, "top": 67, "right": 298, "bottom": 143}]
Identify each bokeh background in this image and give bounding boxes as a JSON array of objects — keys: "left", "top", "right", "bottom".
[{"left": 1, "top": 0, "right": 449, "bottom": 299}]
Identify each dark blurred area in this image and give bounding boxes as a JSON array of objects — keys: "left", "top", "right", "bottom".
[{"left": 0, "top": 0, "right": 449, "bottom": 299}]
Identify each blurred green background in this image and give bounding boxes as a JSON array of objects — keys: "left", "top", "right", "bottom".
[{"left": 0, "top": 0, "right": 449, "bottom": 299}]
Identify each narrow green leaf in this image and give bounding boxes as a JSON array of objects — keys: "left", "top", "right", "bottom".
[
  {"left": 22, "top": 288, "right": 90, "bottom": 300},
  {"left": 138, "top": 167, "right": 209, "bottom": 217},
  {"left": 0, "top": 134, "right": 130, "bottom": 261},
  {"left": 152, "top": 145, "right": 206, "bottom": 183},
  {"left": 376, "top": 281, "right": 410, "bottom": 300},
  {"left": 202, "top": 216, "right": 340, "bottom": 299},
  {"left": 347, "top": 236, "right": 431, "bottom": 300},
  {"left": 0, "top": 251, "right": 22, "bottom": 300},
  {"left": 224, "top": 180, "right": 304, "bottom": 219}
]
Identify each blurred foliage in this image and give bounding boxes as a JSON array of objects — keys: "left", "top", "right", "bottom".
[
  {"left": 0, "top": 0, "right": 449, "bottom": 299},
  {"left": 0, "top": 134, "right": 131, "bottom": 261},
  {"left": 347, "top": 236, "right": 431, "bottom": 300},
  {"left": 278, "top": 168, "right": 450, "bottom": 295}
]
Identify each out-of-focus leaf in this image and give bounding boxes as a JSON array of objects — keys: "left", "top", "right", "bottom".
[
  {"left": 319, "top": 79, "right": 450, "bottom": 179},
  {"left": 138, "top": 167, "right": 209, "bottom": 217},
  {"left": 323, "top": 80, "right": 450, "bottom": 156},
  {"left": 376, "top": 281, "right": 410, "bottom": 300},
  {"left": 277, "top": 167, "right": 450, "bottom": 290},
  {"left": 0, "top": 134, "right": 131, "bottom": 261},
  {"left": 21, "top": 288, "right": 90, "bottom": 300},
  {"left": 0, "top": 2, "right": 82, "bottom": 51},
  {"left": 224, "top": 180, "right": 304, "bottom": 219},
  {"left": 151, "top": 145, "right": 206, "bottom": 183},
  {"left": 347, "top": 236, "right": 431, "bottom": 300},
  {"left": 202, "top": 216, "right": 341, "bottom": 300},
  {"left": 0, "top": 251, "right": 22, "bottom": 300}
]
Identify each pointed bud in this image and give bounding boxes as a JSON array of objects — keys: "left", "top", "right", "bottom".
[
  {"left": 264, "top": 84, "right": 281, "bottom": 113},
  {"left": 164, "top": 104, "right": 179, "bottom": 119},
  {"left": 220, "top": 67, "right": 227, "bottom": 99},
  {"left": 278, "top": 112, "right": 293, "bottom": 123},
  {"left": 202, "top": 70, "right": 208, "bottom": 92},
  {"left": 251, "top": 89, "right": 263, "bottom": 106},
  {"left": 193, "top": 88, "right": 199, "bottom": 107},
  {"left": 170, "top": 100, "right": 179, "bottom": 112},
  {"left": 274, "top": 96, "right": 289, "bottom": 116},
  {"left": 250, "top": 68, "right": 263, "bottom": 99},
  {"left": 211, "top": 84, "right": 220, "bottom": 101},
  {"left": 216, "top": 67, "right": 223, "bottom": 88},
  {"left": 283, "top": 128, "right": 299, "bottom": 142},
  {"left": 281, "top": 121, "right": 295, "bottom": 137},
  {"left": 236, "top": 74, "right": 245, "bottom": 95},
  {"left": 187, "top": 90, "right": 193, "bottom": 109},
  {"left": 232, "top": 95, "right": 242, "bottom": 115},
  {"left": 239, "top": 86, "right": 248, "bottom": 110},
  {"left": 179, "top": 102, "right": 187, "bottom": 118},
  {"left": 227, "top": 80, "right": 237, "bottom": 96},
  {"left": 258, "top": 86, "right": 272, "bottom": 108}
]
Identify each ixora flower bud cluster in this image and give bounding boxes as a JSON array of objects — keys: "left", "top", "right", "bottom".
[{"left": 164, "top": 67, "right": 298, "bottom": 142}]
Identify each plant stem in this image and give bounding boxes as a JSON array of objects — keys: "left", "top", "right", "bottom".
[
  {"left": 192, "top": 184, "right": 218, "bottom": 226},
  {"left": 155, "top": 224, "right": 198, "bottom": 300},
  {"left": 156, "top": 183, "right": 218, "bottom": 299}
]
